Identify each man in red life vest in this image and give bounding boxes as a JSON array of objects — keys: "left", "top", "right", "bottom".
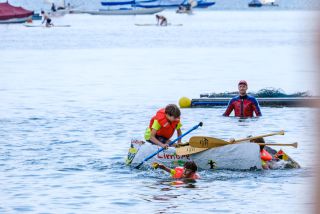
[
  {"left": 223, "top": 80, "right": 262, "bottom": 117},
  {"left": 145, "top": 104, "right": 182, "bottom": 149},
  {"left": 153, "top": 161, "right": 200, "bottom": 180}
]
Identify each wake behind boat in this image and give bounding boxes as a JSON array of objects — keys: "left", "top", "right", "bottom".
[{"left": 126, "top": 140, "right": 300, "bottom": 170}]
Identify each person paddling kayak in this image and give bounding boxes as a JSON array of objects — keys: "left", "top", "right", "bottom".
[
  {"left": 223, "top": 80, "right": 262, "bottom": 118},
  {"left": 145, "top": 104, "right": 183, "bottom": 149},
  {"left": 153, "top": 161, "right": 200, "bottom": 180}
]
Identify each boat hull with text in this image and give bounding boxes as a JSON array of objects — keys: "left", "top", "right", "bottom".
[{"left": 126, "top": 140, "right": 300, "bottom": 170}]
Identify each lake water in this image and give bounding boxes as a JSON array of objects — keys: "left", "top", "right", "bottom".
[{"left": 0, "top": 8, "right": 319, "bottom": 214}]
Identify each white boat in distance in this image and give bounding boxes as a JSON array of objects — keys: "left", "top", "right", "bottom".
[
  {"left": 70, "top": 7, "right": 163, "bottom": 15},
  {"left": 261, "top": 0, "right": 279, "bottom": 6},
  {"left": 248, "top": 0, "right": 278, "bottom": 7},
  {"left": 44, "top": 0, "right": 72, "bottom": 17}
]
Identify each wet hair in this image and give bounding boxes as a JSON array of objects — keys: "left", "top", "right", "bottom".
[
  {"left": 249, "top": 137, "right": 265, "bottom": 151},
  {"left": 184, "top": 161, "right": 197, "bottom": 172},
  {"left": 250, "top": 137, "right": 265, "bottom": 143},
  {"left": 165, "top": 104, "right": 181, "bottom": 118}
]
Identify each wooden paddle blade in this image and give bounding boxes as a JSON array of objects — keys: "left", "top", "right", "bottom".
[
  {"left": 189, "top": 136, "right": 229, "bottom": 148},
  {"left": 176, "top": 145, "right": 208, "bottom": 155}
]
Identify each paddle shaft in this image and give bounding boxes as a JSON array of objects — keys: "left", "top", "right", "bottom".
[
  {"left": 257, "top": 142, "right": 298, "bottom": 148},
  {"left": 234, "top": 130, "right": 285, "bottom": 143},
  {"left": 190, "top": 137, "right": 298, "bottom": 148},
  {"left": 189, "top": 130, "right": 285, "bottom": 148},
  {"left": 176, "top": 142, "right": 297, "bottom": 156},
  {"left": 135, "top": 122, "right": 203, "bottom": 169},
  {"left": 182, "top": 131, "right": 288, "bottom": 156}
]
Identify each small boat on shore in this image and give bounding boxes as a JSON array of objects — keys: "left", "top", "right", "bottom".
[
  {"left": 0, "top": 2, "right": 33, "bottom": 24},
  {"left": 126, "top": 140, "right": 300, "bottom": 170}
]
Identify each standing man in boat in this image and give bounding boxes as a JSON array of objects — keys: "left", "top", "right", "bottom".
[
  {"left": 51, "top": 3, "right": 57, "bottom": 12},
  {"left": 145, "top": 104, "right": 182, "bottom": 149},
  {"left": 223, "top": 80, "right": 262, "bottom": 117}
]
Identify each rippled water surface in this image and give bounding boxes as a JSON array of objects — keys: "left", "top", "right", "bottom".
[{"left": 0, "top": 9, "right": 318, "bottom": 213}]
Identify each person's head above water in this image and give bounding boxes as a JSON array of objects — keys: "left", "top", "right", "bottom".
[
  {"left": 183, "top": 161, "right": 198, "bottom": 178},
  {"left": 184, "top": 161, "right": 197, "bottom": 172},
  {"left": 238, "top": 80, "right": 248, "bottom": 96}
]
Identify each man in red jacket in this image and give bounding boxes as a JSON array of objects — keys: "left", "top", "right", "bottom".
[
  {"left": 223, "top": 80, "right": 262, "bottom": 117},
  {"left": 145, "top": 104, "right": 182, "bottom": 149}
]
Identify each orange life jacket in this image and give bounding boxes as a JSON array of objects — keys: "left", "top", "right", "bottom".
[
  {"left": 260, "top": 149, "right": 272, "bottom": 161},
  {"left": 171, "top": 167, "right": 200, "bottom": 180},
  {"left": 149, "top": 108, "right": 180, "bottom": 139}
]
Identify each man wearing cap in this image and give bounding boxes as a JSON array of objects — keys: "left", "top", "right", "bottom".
[{"left": 223, "top": 80, "right": 262, "bottom": 117}]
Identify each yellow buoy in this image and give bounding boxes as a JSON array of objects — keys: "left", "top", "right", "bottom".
[{"left": 179, "top": 97, "right": 191, "bottom": 108}]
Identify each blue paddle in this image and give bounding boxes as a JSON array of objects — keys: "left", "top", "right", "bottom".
[{"left": 135, "top": 122, "right": 203, "bottom": 169}]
